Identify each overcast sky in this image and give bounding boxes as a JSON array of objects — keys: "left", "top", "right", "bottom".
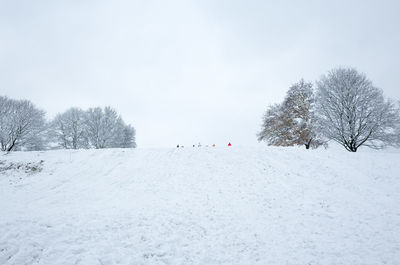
[{"left": 1, "top": 0, "right": 399, "bottom": 147}]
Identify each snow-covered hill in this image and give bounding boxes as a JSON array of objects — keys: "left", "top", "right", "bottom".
[{"left": 1, "top": 147, "right": 399, "bottom": 264}]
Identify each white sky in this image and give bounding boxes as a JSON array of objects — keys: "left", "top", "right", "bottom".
[{"left": 1, "top": 0, "right": 400, "bottom": 147}]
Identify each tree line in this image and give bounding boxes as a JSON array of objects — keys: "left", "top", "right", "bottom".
[
  {"left": 258, "top": 67, "right": 400, "bottom": 152},
  {"left": 2, "top": 67, "right": 399, "bottom": 153},
  {"left": 0, "top": 97, "right": 136, "bottom": 151}
]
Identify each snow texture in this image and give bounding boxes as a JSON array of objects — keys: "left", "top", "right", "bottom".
[{"left": 1, "top": 147, "right": 400, "bottom": 264}]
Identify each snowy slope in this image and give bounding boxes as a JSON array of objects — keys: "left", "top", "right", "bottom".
[{"left": 1, "top": 147, "right": 400, "bottom": 265}]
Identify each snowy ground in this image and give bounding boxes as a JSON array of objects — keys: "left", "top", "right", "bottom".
[{"left": 1, "top": 146, "right": 400, "bottom": 264}]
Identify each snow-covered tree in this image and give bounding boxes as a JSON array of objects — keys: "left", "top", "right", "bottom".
[
  {"left": 258, "top": 80, "right": 324, "bottom": 149},
  {"left": 0, "top": 97, "right": 12, "bottom": 149},
  {"left": 257, "top": 103, "right": 289, "bottom": 146},
  {"left": 1, "top": 96, "right": 137, "bottom": 150},
  {"left": 396, "top": 101, "right": 400, "bottom": 148},
  {"left": 282, "top": 79, "right": 325, "bottom": 149},
  {"left": 114, "top": 123, "right": 137, "bottom": 148},
  {"left": 0, "top": 96, "right": 46, "bottom": 151},
  {"left": 51, "top": 108, "right": 88, "bottom": 149},
  {"left": 85, "top": 107, "right": 136, "bottom": 149},
  {"left": 315, "top": 68, "right": 400, "bottom": 152}
]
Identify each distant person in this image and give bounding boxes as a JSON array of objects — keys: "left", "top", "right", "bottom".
[
  {"left": 193, "top": 145, "right": 195, "bottom": 147},
  {"left": 228, "top": 142, "right": 232, "bottom": 147},
  {"left": 198, "top": 142, "right": 202, "bottom": 147},
  {"left": 177, "top": 144, "right": 180, "bottom": 148}
]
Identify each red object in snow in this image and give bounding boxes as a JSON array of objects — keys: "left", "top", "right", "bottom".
[{"left": 228, "top": 142, "right": 232, "bottom": 146}]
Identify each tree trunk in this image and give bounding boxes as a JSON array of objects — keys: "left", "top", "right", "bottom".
[
  {"left": 305, "top": 138, "right": 312, "bottom": 150},
  {"left": 345, "top": 144, "right": 358, "bottom": 152},
  {"left": 7, "top": 139, "right": 17, "bottom": 152}
]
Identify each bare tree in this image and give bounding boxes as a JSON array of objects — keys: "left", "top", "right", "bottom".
[
  {"left": 258, "top": 80, "right": 324, "bottom": 149},
  {"left": 0, "top": 96, "right": 46, "bottom": 151},
  {"left": 51, "top": 107, "right": 88, "bottom": 149},
  {"left": 315, "top": 68, "right": 400, "bottom": 152}
]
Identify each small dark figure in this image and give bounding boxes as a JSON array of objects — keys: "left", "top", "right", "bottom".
[{"left": 177, "top": 144, "right": 180, "bottom": 148}]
